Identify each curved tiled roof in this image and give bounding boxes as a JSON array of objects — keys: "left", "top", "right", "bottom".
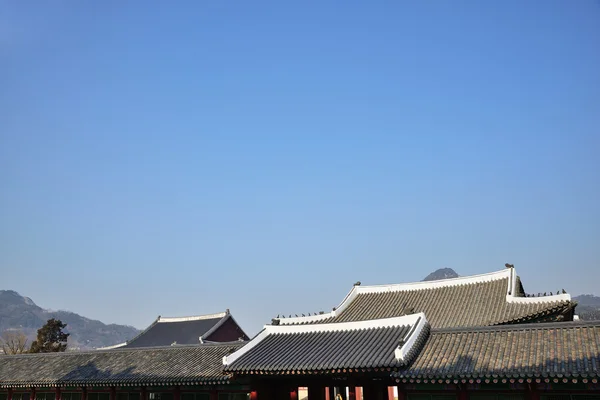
[
  {"left": 99, "top": 311, "right": 248, "bottom": 349},
  {"left": 276, "top": 268, "right": 575, "bottom": 328},
  {"left": 396, "top": 321, "right": 600, "bottom": 381},
  {"left": 224, "top": 314, "right": 430, "bottom": 374},
  {"left": 0, "top": 342, "right": 244, "bottom": 388}
]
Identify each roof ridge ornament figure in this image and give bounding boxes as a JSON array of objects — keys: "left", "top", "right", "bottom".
[{"left": 505, "top": 263, "right": 514, "bottom": 269}]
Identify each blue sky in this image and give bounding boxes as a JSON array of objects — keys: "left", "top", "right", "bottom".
[{"left": 1, "top": 1, "right": 599, "bottom": 336}]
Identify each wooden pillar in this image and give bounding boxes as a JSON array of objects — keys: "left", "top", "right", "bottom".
[
  {"left": 355, "top": 388, "right": 362, "bottom": 400},
  {"left": 290, "top": 387, "right": 299, "bottom": 400},
  {"left": 328, "top": 387, "right": 335, "bottom": 400},
  {"left": 210, "top": 390, "right": 218, "bottom": 400},
  {"left": 173, "top": 387, "right": 181, "bottom": 400},
  {"left": 109, "top": 388, "right": 116, "bottom": 400},
  {"left": 31, "top": 388, "right": 36, "bottom": 400},
  {"left": 249, "top": 391, "right": 258, "bottom": 400},
  {"left": 140, "top": 388, "right": 146, "bottom": 400},
  {"left": 56, "top": 388, "right": 62, "bottom": 400},
  {"left": 7, "top": 389, "right": 13, "bottom": 400},
  {"left": 80, "top": 388, "right": 87, "bottom": 400},
  {"left": 387, "top": 387, "right": 394, "bottom": 400}
]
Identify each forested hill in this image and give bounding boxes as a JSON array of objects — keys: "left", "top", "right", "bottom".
[{"left": 0, "top": 290, "right": 139, "bottom": 350}]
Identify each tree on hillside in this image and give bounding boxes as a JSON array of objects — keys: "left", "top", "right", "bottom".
[
  {"left": 29, "top": 318, "right": 69, "bottom": 353},
  {"left": 0, "top": 330, "right": 28, "bottom": 354}
]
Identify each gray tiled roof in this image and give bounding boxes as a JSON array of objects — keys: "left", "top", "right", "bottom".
[
  {"left": 121, "top": 312, "right": 231, "bottom": 349},
  {"left": 276, "top": 270, "right": 575, "bottom": 329},
  {"left": 225, "top": 315, "right": 429, "bottom": 374},
  {"left": 0, "top": 342, "right": 244, "bottom": 388},
  {"left": 396, "top": 321, "right": 600, "bottom": 381},
  {"left": 329, "top": 278, "right": 572, "bottom": 328}
]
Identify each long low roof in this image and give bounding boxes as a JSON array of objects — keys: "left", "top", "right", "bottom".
[
  {"left": 396, "top": 321, "right": 600, "bottom": 382},
  {"left": 274, "top": 268, "right": 575, "bottom": 328},
  {"left": 0, "top": 342, "right": 244, "bottom": 388},
  {"left": 224, "top": 314, "right": 429, "bottom": 374}
]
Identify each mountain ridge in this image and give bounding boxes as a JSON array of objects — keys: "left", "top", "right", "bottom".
[{"left": 0, "top": 290, "right": 139, "bottom": 350}]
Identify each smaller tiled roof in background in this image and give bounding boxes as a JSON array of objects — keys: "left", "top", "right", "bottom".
[
  {"left": 274, "top": 268, "right": 575, "bottom": 329},
  {"left": 101, "top": 310, "right": 247, "bottom": 349},
  {"left": 395, "top": 321, "right": 600, "bottom": 382},
  {"left": 0, "top": 342, "right": 244, "bottom": 388},
  {"left": 224, "top": 313, "right": 429, "bottom": 375}
]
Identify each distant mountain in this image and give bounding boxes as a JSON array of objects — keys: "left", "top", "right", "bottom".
[
  {"left": 0, "top": 290, "right": 139, "bottom": 350},
  {"left": 423, "top": 268, "right": 459, "bottom": 281},
  {"left": 573, "top": 294, "right": 600, "bottom": 321}
]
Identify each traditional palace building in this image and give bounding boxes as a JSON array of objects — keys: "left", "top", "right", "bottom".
[{"left": 1, "top": 266, "right": 598, "bottom": 400}]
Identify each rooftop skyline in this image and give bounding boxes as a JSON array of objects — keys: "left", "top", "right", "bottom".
[{"left": 1, "top": 1, "right": 599, "bottom": 336}]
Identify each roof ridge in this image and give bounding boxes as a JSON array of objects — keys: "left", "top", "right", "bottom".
[
  {"left": 158, "top": 311, "right": 228, "bottom": 323},
  {"left": 2, "top": 341, "right": 246, "bottom": 359},
  {"left": 358, "top": 268, "right": 510, "bottom": 292},
  {"left": 432, "top": 320, "right": 600, "bottom": 334}
]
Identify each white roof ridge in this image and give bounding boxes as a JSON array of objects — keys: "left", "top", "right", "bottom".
[
  {"left": 359, "top": 269, "right": 510, "bottom": 292},
  {"left": 95, "top": 342, "right": 127, "bottom": 350},
  {"left": 223, "top": 313, "right": 428, "bottom": 367},
  {"left": 278, "top": 269, "right": 511, "bottom": 325},
  {"left": 158, "top": 311, "right": 228, "bottom": 323}
]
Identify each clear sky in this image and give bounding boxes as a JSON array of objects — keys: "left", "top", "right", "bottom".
[{"left": 1, "top": 1, "right": 599, "bottom": 336}]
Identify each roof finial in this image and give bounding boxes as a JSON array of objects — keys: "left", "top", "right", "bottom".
[
  {"left": 354, "top": 281, "right": 361, "bottom": 286},
  {"left": 505, "top": 263, "right": 514, "bottom": 269}
]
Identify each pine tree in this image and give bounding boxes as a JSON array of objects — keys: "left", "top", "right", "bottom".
[{"left": 29, "top": 318, "right": 69, "bottom": 353}]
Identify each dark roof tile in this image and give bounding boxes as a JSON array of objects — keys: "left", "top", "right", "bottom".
[
  {"left": 396, "top": 321, "right": 600, "bottom": 380},
  {"left": 224, "top": 314, "right": 429, "bottom": 374},
  {"left": 276, "top": 269, "right": 575, "bottom": 329},
  {"left": 0, "top": 342, "right": 244, "bottom": 388}
]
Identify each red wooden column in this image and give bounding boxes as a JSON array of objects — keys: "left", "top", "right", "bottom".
[
  {"left": 249, "top": 391, "right": 258, "bottom": 400},
  {"left": 209, "top": 390, "right": 218, "bottom": 400},
  {"left": 140, "top": 388, "right": 147, "bottom": 400},
  {"left": 327, "top": 387, "right": 335, "bottom": 400},
  {"left": 355, "top": 388, "right": 362, "bottom": 400},
  {"left": 56, "top": 388, "right": 62, "bottom": 400},
  {"left": 31, "top": 388, "right": 37, "bottom": 400},
  {"left": 109, "top": 388, "right": 116, "bottom": 400},
  {"left": 290, "top": 387, "right": 299, "bottom": 400},
  {"left": 173, "top": 387, "right": 181, "bottom": 400},
  {"left": 7, "top": 389, "right": 13, "bottom": 400},
  {"left": 81, "top": 387, "right": 87, "bottom": 400},
  {"left": 387, "top": 388, "right": 394, "bottom": 400}
]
